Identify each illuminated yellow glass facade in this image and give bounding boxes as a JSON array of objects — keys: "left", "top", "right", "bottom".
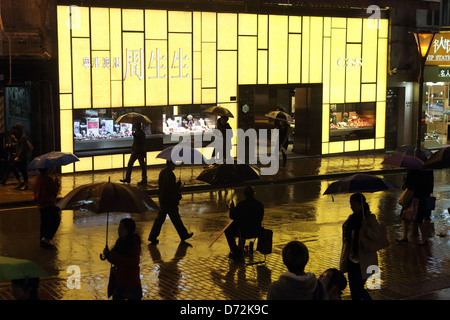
[{"left": 57, "top": 6, "right": 388, "bottom": 173}]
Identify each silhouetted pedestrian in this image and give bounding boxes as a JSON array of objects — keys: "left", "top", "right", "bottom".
[
  {"left": 267, "top": 241, "right": 326, "bottom": 300},
  {"left": 120, "top": 122, "right": 147, "bottom": 185},
  {"left": 276, "top": 120, "right": 289, "bottom": 168},
  {"left": 11, "top": 277, "right": 40, "bottom": 300},
  {"left": 103, "top": 218, "right": 142, "bottom": 300},
  {"left": 1, "top": 132, "right": 21, "bottom": 186},
  {"left": 319, "top": 268, "right": 347, "bottom": 300},
  {"left": 225, "top": 186, "right": 264, "bottom": 261},
  {"left": 148, "top": 160, "right": 193, "bottom": 244},
  {"left": 213, "top": 116, "right": 233, "bottom": 163},
  {"left": 11, "top": 123, "right": 32, "bottom": 190},
  {"left": 34, "top": 167, "right": 61, "bottom": 249},
  {"left": 339, "top": 193, "right": 378, "bottom": 300}
]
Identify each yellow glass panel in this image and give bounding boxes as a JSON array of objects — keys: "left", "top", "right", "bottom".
[
  {"left": 218, "top": 51, "right": 237, "bottom": 103},
  {"left": 331, "top": 17, "right": 346, "bottom": 29},
  {"left": 301, "top": 16, "right": 310, "bottom": 83},
  {"left": 122, "top": 9, "right": 144, "bottom": 31},
  {"left": 238, "top": 36, "right": 257, "bottom": 85},
  {"left": 72, "top": 38, "right": 91, "bottom": 108},
  {"left": 202, "top": 42, "right": 216, "bottom": 88},
  {"left": 310, "top": 17, "right": 323, "bottom": 84},
  {"left": 147, "top": 151, "right": 166, "bottom": 165},
  {"left": 347, "top": 18, "right": 362, "bottom": 43},
  {"left": 258, "top": 50, "right": 268, "bottom": 84},
  {"left": 202, "top": 12, "right": 216, "bottom": 42},
  {"left": 146, "top": 39, "right": 168, "bottom": 106},
  {"left": 194, "top": 79, "right": 202, "bottom": 104},
  {"left": 110, "top": 8, "right": 122, "bottom": 82},
  {"left": 258, "top": 15, "right": 268, "bottom": 49},
  {"left": 111, "top": 81, "right": 122, "bottom": 107},
  {"left": 361, "top": 83, "right": 376, "bottom": 102},
  {"left": 91, "top": 7, "right": 109, "bottom": 51},
  {"left": 329, "top": 141, "right": 344, "bottom": 153},
  {"left": 376, "top": 138, "right": 385, "bottom": 149},
  {"left": 376, "top": 101, "right": 386, "bottom": 138},
  {"left": 288, "top": 34, "right": 301, "bottom": 84},
  {"left": 322, "top": 103, "right": 330, "bottom": 143},
  {"left": 218, "top": 13, "right": 237, "bottom": 50},
  {"left": 377, "top": 38, "right": 388, "bottom": 101},
  {"left": 360, "top": 139, "right": 375, "bottom": 150},
  {"left": 60, "top": 94, "right": 72, "bottom": 110},
  {"left": 94, "top": 155, "right": 112, "bottom": 170},
  {"left": 322, "top": 37, "right": 331, "bottom": 104},
  {"left": 202, "top": 89, "right": 216, "bottom": 104},
  {"left": 289, "top": 16, "right": 302, "bottom": 33},
  {"left": 322, "top": 142, "right": 329, "bottom": 154},
  {"left": 169, "top": 33, "right": 192, "bottom": 104},
  {"left": 122, "top": 33, "right": 145, "bottom": 107},
  {"left": 362, "top": 19, "right": 378, "bottom": 83},
  {"left": 111, "top": 154, "right": 124, "bottom": 169},
  {"left": 330, "top": 28, "right": 346, "bottom": 103},
  {"left": 193, "top": 52, "right": 201, "bottom": 79},
  {"left": 145, "top": 10, "right": 167, "bottom": 40},
  {"left": 74, "top": 157, "right": 93, "bottom": 172},
  {"left": 92, "top": 50, "right": 111, "bottom": 108},
  {"left": 71, "top": 6, "right": 90, "bottom": 37},
  {"left": 169, "top": 11, "right": 192, "bottom": 33},
  {"left": 60, "top": 109, "right": 73, "bottom": 153},
  {"left": 345, "top": 140, "right": 359, "bottom": 152},
  {"left": 323, "top": 17, "right": 331, "bottom": 37},
  {"left": 268, "top": 15, "right": 288, "bottom": 84},
  {"left": 345, "top": 44, "right": 362, "bottom": 103},
  {"left": 379, "top": 19, "right": 389, "bottom": 39},
  {"left": 193, "top": 12, "right": 202, "bottom": 52},
  {"left": 61, "top": 164, "right": 74, "bottom": 174},
  {"left": 239, "top": 14, "right": 257, "bottom": 36},
  {"left": 57, "top": 6, "right": 72, "bottom": 94}
]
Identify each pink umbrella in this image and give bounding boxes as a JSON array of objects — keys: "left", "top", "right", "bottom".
[{"left": 381, "top": 154, "right": 424, "bottom": 170}]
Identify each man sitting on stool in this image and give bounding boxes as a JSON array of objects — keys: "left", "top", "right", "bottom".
[{"left": 225, "top": 186, "right": 264, "bottom": 261}]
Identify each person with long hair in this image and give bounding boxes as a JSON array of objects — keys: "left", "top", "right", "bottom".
[
  {"left": 103, "top": 218, "right": 142, "bottom": 300},
  {"left": 339, "top": 193, "right": 379, "bottom": 300}
]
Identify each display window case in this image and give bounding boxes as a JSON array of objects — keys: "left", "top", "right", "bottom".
[{"left": 425, "top": 83, "right": 450, "bottom": 147}]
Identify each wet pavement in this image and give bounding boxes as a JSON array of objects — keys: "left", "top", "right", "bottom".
[{"left": 0, "top": 152, "right": 450, "bottom": 302}]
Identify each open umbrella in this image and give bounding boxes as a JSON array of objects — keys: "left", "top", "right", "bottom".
[
  {"left": 394, "top": 145, "right": 432, "bottom": 158},
  {"left": 115, "top": 112, "right": 152, "bottom": 124},
  {"left": 381, "top": 154, "right": 424, "bottom": 170},
  {"left": 197, "top": 163, "right": 261, "bottom": 186},
  {"left": 0, "top": 256, "right": 49, "bottom": 282},
  {"left": 424, "top": 146, "right": 450, "bottom": 169},
  {"left": 265, "top": 111, "right": 293, "bottom": 122},
  {"left": 156, "top": 145, "right": 206, "bottom": 165},
  {"left": 323, "top": 173, "right": 397, "bottom": 195},
  {"left": 203, "top": 106, "right": 234, "bottom": 118},
  {"left": 29, "top": 151, "right": 79, "bottom": 169},
  {"left": 57, "top": 178, "right": 158, "bottom": 259}
]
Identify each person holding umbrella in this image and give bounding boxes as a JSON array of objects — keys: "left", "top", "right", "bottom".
[
  {"left": 213, "top": 116, "right": 233, "bottom": 163},
  {"left": 120, "top": 122, "right": 147, "bottom": 185},
  {"left": 34, "top": 167, "right": 61, "bottom": 249},
  {"left": 148, "top": 160, "right": 193, "bottom": 244}
]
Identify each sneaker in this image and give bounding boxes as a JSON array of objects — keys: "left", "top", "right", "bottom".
[
  {"left": 137, "top": 180, "right": 147, "bottom": 186},
  {"left": 120, "top": 179, "right": 130, "bottom": 183},
  {"left": 19, "top": 183, "right": 28, "bottom": 191},
  {"left": 148, "top": 237, "right": 159, "bottom": 244}
]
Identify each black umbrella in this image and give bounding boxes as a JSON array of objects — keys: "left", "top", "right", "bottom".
[
  {"left": 424, "top": 147, "right": 450, "bottom": 169},
  {"left": 196, "top": 163, "right": 261, "bottom": 186},
  {"left": 115, "top": 112, "right": 152, "bottom": 124},
  {"left": 394, "top": 145, "right": 432, "bottom": 158},
  {"left": 323, "top": 173, "right": 397, "bottom": 195}
]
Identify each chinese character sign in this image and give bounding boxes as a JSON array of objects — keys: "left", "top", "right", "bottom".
[{"left": 427, "top": 33, "right": 450, "bottom": 66}]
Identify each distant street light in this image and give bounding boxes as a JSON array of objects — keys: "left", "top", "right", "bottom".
[{"left": 412, "top": 31, "right": 436, "bottom": 158}]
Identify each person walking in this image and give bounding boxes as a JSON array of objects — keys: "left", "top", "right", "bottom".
[
  {"left": 11, "top": 123, "right": 32, "bottom": 190},
  {"left": 120, "top": 122, "right": 147, "bottom": 185},
  {"left": 103, "top": 218, "right": 142, "bottom": 300},
  {"left": 276, "top": 120, "right": 289, "bottom": 168},
  {"left": 148, "top": 160, "right": 193, "bottom": 244},
  {"left": 267, "top": 241, "right": 326, "bottom": 300},
  {"left": 339, "top": 193, "right": 379, "bottom": 300},
  {"left": 224, "top": 186, "right": 264, "bottom": 261},
  {"left": 397, "top": 168, "right": 434, "bottom": 245},
  {"left": 213, "top": 116, "right": 233, "bottom": 163},
  {"left": 1, "top": 132, "right": 21, "bottom": 186},
  {"left": 34, "top": 167, "right": 61, "bottom": 249}
]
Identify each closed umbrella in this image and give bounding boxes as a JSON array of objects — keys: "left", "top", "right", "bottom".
[
  {"left": 57, "top": 178, "right": 158, "bottom": 259},
  {"left": 381, "top": 154, "right": 424, "bottom": 170},
  {"left": 0, "top": 256, "right": 49, "bottom": 282},
  {"left": 115, "top": 112, "right": 152, "bottom": 124},
  {"left": 424, "top": 147, "right": 450, "bottom": 169},
  {"left": 29, "top": 151, "right": 79, "bottom": 169},
  {"left": 203, "top": 106, "right": 234, "bottom": 118}
]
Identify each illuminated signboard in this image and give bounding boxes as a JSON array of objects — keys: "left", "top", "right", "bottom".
[
  {"left": 57, "top": 6, "right": 388, "bottom": 172},
  {"left": 426, "top": 33, "right": 450, "bottom": 66}
]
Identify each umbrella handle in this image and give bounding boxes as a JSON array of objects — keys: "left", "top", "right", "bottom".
[{"left": 100, "top": 244, "right": 109, "bottom": 261}]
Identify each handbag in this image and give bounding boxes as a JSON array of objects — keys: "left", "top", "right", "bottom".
[
  {"left": 256, "top": 228, "right": 273, "bottom": 255},
  {"left": 401, "top": 197, "right": 419, "bottom": 221},
  {"left": 360, "top": 216, "right": 390, "bottom": 253},
  {"left": 398, "top": 188, "right": 414, "bottom": 208},
  {"left": 425, "top": 196, "right": 436, "bottom": 211}
]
